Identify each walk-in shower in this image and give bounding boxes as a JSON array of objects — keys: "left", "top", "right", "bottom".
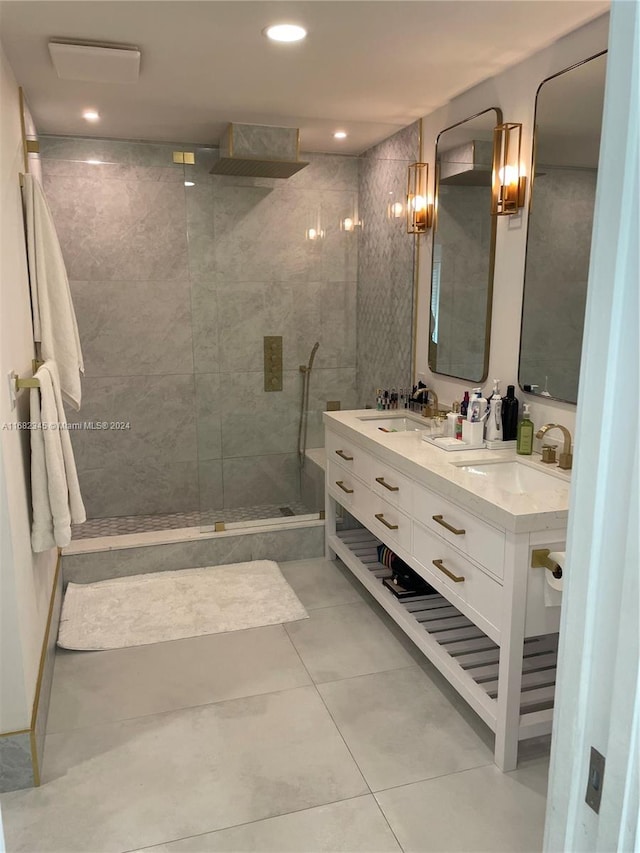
[{"left": 42, "top": 121, "right": 418, "bottom": 543}]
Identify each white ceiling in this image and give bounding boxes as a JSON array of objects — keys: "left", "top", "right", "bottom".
[{"left": 0, "top": 0, "right": 609, "bottom": 154}]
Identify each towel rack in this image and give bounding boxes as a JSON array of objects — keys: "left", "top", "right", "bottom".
[
  {"left": 14, "top": 359, "right": 43, "bottom": 391},
  {"left": 14, "top": 375, "right": 40, "bottom": 390}
]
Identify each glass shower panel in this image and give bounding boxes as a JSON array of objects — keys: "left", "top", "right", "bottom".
[
  {"left": 38, "top": 136, "right": 202, "bottom": 538},
  {"left": 191, "top": 150, "right": 361, "bottom": 531}
]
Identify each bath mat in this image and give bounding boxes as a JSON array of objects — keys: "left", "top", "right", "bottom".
[{"left": 58, "top": 560, "right": 308, "bottom": 651}]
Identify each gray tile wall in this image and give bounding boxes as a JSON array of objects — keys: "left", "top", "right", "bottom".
[
  {"left": 40, "top": 137, "right": 359, "bottom": 518},
  {"left": 356, "top": 123, "right": 419, "bottom": 407},
  {"left": 520, "top": 167, "right": 596, "bottom": 402}
]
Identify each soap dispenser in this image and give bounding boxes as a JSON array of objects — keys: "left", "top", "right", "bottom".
[
  {"left": 516, "top": 403, "right": 534, "bottom": 455},
  {"left": 485, "top": 380, "right": 503, "bottom": 442}
]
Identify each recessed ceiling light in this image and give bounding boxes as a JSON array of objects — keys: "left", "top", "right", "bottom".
[
  {"left": 333, "top": 131, "right": 347, "bottom": 140},
  {"left": 264, "top": 24, "right": 307, "bottom": 43},
  {"left": 184, "top": 181, "right": 195, "bottom": 187},
  {"left": 82, "top": 109, "right": 100, "bottom": 122}
]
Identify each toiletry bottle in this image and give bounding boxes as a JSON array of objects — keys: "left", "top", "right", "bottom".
[
  {"left": 446, "top": 402, "right": 459, "bottom": 439},
  {"left": 468, "top": 388, "right": 486, "bottom": 423},
  {"left": 501, "top": 385, "right": 519, "bottom": 441},
  {"left": 455, "top": 415, "right": 463, "bottom": 441},
  {"left": 472, "top": 388, "right": 488, "bottom": 421},
  {"left": 516, "top": 403, "right": 534, "bottom": 455},
  {"left": 485, "top": 380, "right": 503, "bottom": 442},
  {"left": 376, "top": 389, "right": 383, "bottom": 411},
  {"left": 460, "top": 391, "right": 470, "bottom": 419}
]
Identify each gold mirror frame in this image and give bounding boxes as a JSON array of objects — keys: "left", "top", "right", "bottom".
[{"left": 428, "top": 107, "right": 502, "bottom": 383}]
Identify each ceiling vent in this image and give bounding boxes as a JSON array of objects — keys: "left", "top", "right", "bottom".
[
  {"left": 210, "top": 123, "right": 309, "bottom": 179},
  {"left": 48, "top": 41, "right": 141, "bottom": 83},
  {"left": 439, "top": 140, "right": 492, "bottom": 186}
]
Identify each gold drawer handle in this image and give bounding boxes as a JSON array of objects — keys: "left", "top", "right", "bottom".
[
  {"left": 375, "top": 476, "right": 399, "bottom": 492},
  {"left": 335, "top": 480, "right": 354, "bottom": 494},
  {"left": 432, "top": 514, "right": 465, "bottom": 536},
  {"left": 432, "top": 559, "right": 465, "bottom": 583},
  {"left": 335, "top": 449, "right": 354, "bottom": 461},
  {"left": 375, "top": 513, "right": 399, "bottom": 530}
]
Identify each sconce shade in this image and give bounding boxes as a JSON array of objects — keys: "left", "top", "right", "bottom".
[
  {"left": 407, "top": 162, "right": 433, "bottom": 232},
  {"left": 491, "top": 122, "right": 527, "bottom": 215}
]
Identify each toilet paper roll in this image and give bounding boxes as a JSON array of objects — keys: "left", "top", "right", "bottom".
[{"left": 544, "top": 550, "right": 565, "bottom": 606}]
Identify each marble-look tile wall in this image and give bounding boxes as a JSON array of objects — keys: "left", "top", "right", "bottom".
[
  {"left": 432, "top": 184, "right": 492, "bottom": 380},
  {"left": 520, "top": 167, "right": 596, "bottom": 402},
  {"left": 357, "top": 123, "right": 419, "bottom": 408},
  {"left": 40, "top": 137, "right": 358, "bottom": 518}
]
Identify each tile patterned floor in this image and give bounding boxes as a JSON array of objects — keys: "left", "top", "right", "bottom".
[
  {"left": 0, "top": 557, "right": 550, "bottom": 853},
  {"left": 71, "top": 502, "right": 316, "bottom": 540}
]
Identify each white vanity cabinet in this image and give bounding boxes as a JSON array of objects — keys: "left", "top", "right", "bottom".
[{"left": 324, "top": 411, "right": 569, "bottom": 771}]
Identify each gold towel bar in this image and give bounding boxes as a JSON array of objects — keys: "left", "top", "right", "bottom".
[{"left": 15, "top": 375, "right": 40, "bottom": 389}]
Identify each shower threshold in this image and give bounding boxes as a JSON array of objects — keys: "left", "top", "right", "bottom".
[{"left": 72, "top": 502, "right": 316, "bottom": 540}]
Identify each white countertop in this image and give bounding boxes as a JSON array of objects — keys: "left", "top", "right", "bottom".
[{"left": 324, "top": 409, "right": 571, "bottom": 534}]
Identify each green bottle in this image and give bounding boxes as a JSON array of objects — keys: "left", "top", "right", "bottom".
[{"left": 517, "top": 403, "right": 534, "bottom": 455}]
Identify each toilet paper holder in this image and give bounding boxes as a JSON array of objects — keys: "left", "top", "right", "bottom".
[{"left": 531, "top": 548, "right": 563, "bottom": 579}]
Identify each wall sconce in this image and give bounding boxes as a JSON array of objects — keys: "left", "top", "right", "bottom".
[
  {"left": 491, "top": 122, "right": 527, "bottom": 215},
  {"left": 340, "top": 217, "right": 356, "bottom": 232},
  {"left": 406, "top": 162, "right": 433, "bottom": 233}
]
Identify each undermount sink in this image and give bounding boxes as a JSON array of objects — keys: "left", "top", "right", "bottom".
[
  {"left": 453, "top": 459, "right": 570, "bottom": 494},
  {"left": 357, "top": 414, "right": 426, "bottom": 432}
]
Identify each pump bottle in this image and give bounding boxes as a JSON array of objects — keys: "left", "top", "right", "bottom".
[
  {"left": 485, "top": 380, "right": 503, "bottom": 442},
  {"left": 516, "top": 403, "right": 534, "bottom": 455}
]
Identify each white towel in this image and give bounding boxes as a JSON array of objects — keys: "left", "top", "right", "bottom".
[
  {"left": 23, "top": 174, "right": 84, "bottom": 410},
  {"left": 30, "top": 361, "right": 86, "bottom": 552}
]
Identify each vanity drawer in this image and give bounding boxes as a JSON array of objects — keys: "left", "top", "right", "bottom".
[
  {"left": 412, "top": 520, "right": 502, "bottom": 641},
  {"left": 370, "top": 459, "right": 413, "bottom": 515},
  {"left": 327, "top": 459, "right": 365, "bottom": 513},
  {"left": 326, "top": 431, "right": 371, "bottom": 483},
  {"left": 368, "top": 492, "right": 412, "bottom": 553},
  {"left": 412, "top": 483, "right": 505, "bottom": 579}
]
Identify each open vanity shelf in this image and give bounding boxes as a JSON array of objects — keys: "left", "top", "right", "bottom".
[
  {"left": 330, "top": 527, "right": 558, "bottom": 735},
  {"left": 324, "top": 409, "right": 569, "bottom": 771}
]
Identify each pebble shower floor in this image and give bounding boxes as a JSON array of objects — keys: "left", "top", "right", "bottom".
[{"left": 71, "top": 502, "right": 316, "bottom": 539}]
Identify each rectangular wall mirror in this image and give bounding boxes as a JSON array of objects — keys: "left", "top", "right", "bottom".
[
  {"left": 519, "top": 51, "right": 607, "bottom": 403},
  {"left": 429, "top": 107, "right": 501, "bottom": 382}
]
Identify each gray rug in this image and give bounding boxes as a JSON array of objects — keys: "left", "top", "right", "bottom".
[{"left": 58, "top": 560, "right": 309, "bottom": 650}]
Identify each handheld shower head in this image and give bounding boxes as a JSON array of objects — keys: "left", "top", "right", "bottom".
[
  {"left": 308, "top": 341, "right": 320, "bottom": 371},
  {"left": 300, "top": 342, "right": 320, "bottom": 374}
]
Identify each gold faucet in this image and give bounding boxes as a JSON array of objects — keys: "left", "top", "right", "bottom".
[
  {"left": 415, "top": 388, "right": 439, "bottom": 418},
  {"left": 536, "top": 423, "right": 573, "bottom": 470}
]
